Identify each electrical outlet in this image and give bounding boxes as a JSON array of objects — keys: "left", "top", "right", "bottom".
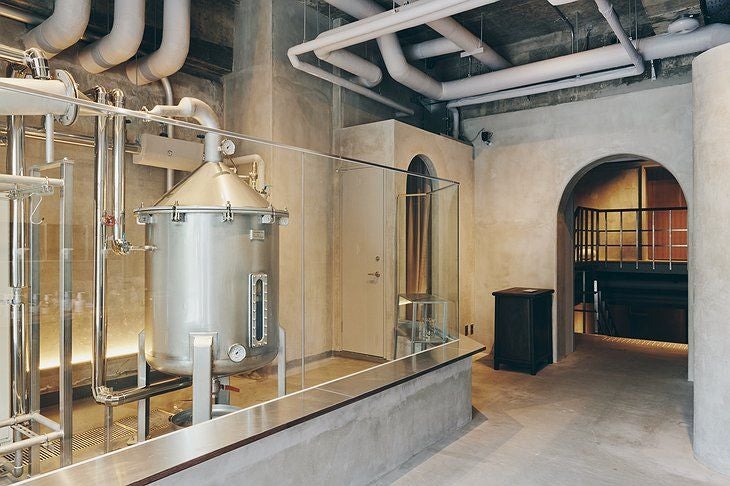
[
  {"left": 470, "top": 323, "right": 474, "bottom": 335},
  {"left": 464, "top": 325, "right": 469, "bottom": 335}
]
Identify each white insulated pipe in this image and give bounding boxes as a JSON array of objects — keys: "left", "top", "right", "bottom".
[
  {"left": 79, "top": 0, "right": 145, "bottom": 73},
  {"left": 406, "top": 37, "right": 463, "bottom": 60},
  {"left": 126, "top": 0, "right": 190, "bottom": 85},
  {"left": 392, "top": 0, "right": 510, "bottom": 70},
  {"left": 149, "top": 97, "right": 222, "bottom": 162},
  {"left": 314, "top": 48, "right": 383, "bottom": 87},
  {"left": 0, "top": 78, "right": 71, "bottom": 115},
  {"left": 442, "top": 23, "right": 730, "bottom": 101},
  {"left": 324, "top": 0, "right": 443, "bottom": 99},
  {"left": 292, "top": 0, "right": 500, "bottom": 58},
  {"left": 23, "top": 0, "right": 91, "bottom": 58}
]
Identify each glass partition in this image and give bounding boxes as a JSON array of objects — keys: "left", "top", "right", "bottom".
[{"left": 0, "top": 81, "right": 460, "bottom": 472}]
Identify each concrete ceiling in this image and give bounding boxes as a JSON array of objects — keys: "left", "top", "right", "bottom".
[{"left": 317, "top": 0, "right": 702, "bottom": 65}]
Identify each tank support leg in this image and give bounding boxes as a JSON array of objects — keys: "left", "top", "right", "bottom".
[
  {"left": 192, "top": 334, "right": 213, "bottom": 425},
  {"left": 137, "top": 331, "right": 150, "bottom": 443},
  {"left": 216, "top": 377, "right": 230, "bottom": 405},
  {"left": 278, "top": 326, "right": 286, "bottom": 397}
]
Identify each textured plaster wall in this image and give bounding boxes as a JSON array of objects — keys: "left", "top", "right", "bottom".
[
  {"left": 691, "top": 43, "right": 730, "bottom": 475},
  {"left": 0, "top": 17, "right": 221, "bottom": 380},
  {"left": 335, "top": 120, "right": 475, "bottom": 349},
  {"left": 462, "top": 83, "right": 694, "bottom": 360}
]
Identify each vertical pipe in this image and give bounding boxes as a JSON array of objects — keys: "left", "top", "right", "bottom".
[
  {"left": 109, "top": 89, "right": 128, "bottom": 254},
  {"left": 44, "top": 114, "right": 54, "bottom": 163},
  {"left": 192, "top": 335, "right": 213, "bottom": 425},
  {"left": 6, "top": 114, "right": 27, "bottom": 478},
  {"left": 28, "top": 165, "right": 40, "bottom": 475},
  {"left": 89, "top": 87, "right": 109, "bottom": 438},
  {"left": 160, "top": 78, "right": 175, "bottom": 190},
  {"left": 58, "top": 160, "right": 73, "bottom": 467}
]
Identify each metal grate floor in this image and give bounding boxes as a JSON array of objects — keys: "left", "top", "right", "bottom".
[{"left": 2, "top": 409, "right": 174, "bottom": 466}]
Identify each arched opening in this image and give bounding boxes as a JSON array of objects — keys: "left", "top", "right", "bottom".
[
  {"left": 556, "top": 155, "right": 689, "bottom": 358},
  {"left": 405, "top": 155, "right": 435, "bottom": 295}
]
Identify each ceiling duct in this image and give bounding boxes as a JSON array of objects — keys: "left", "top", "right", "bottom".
[
  {"left": 23, "top": 0, "right": 91, "bottom": 58},
  {"left": 79, "top": 0, "right": 146, "bottom": 73}
]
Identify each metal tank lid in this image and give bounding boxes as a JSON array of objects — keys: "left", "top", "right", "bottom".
[{"left": 135, "top": 162, "right": 288, "bottom": 216}]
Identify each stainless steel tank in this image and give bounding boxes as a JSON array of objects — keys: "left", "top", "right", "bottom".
[{"left": 135, "top": 161, "right": 288, "bottom": 376}]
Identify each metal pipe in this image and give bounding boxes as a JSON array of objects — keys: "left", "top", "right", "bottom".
[
  {"left": 551, "top": 4, "right": 576, "bottom": 53},
  {"left": 0, "top": 173, "right": 63, "bottom": 187},
  {"left": 44, "top": 114, "right": 53, "bottom": 163},
  {"left": 109, "top": 89, "right": 129, "bottom": 255},
  {"left": 0, "top": 122, "right": 141, "bottom": 154},
  {"left": 90, "top": 87, "right": 110, "bottom": 409},
  {"left": 6, "top": 113, "right": 27, "bottom": 478},
  {"left": 405, "top": 37, "right": 463, "bottom": 60},
  {"left": 160, "top": 78, "right": 175, "bottom": 190},
  {"left": 0, "top": 431, "right": 63, "bottom": 456}
]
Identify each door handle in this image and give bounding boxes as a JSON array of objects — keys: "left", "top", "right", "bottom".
[{"left": 368, "top": 271, "right": 381, "bottom": 278}]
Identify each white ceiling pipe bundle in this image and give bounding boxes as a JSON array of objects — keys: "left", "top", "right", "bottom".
[
  {"left": 23, "top": 0, "right": 90, "bottom": 58},
  {"left": 392, "top": 0, "right": 511, "bottom": 69},
  {"left": 314, "top": 48, "right": 383, "bottom": 87},
  {"left": 126, "top": 0, "right": 191, "bottom": 85},
  {"left": 79, "top": 0, "right": 146, "bottom": 73},
  {"left": 405, "top": 37, "right": 463, "bottom": 60},
  {"left": 441, "top": 22, "right": 730, "bottom": 101}
]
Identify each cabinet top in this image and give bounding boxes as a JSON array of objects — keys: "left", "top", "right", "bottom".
[{"left": 492, "top": 287, "right": 554, "bottom": 297}]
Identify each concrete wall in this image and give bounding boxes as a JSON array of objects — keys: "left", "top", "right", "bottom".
[
  {"left": 691, "top": 42, "right": 730, "bottom": 475},
  {"left": 462, "top": 83, "right": 694, "bottom": 359},
  {"left": 153, "top": 357, "right": 473, "bottom": 486},
  {"left": 0, "top": 16, "right": 221, "bottom": 379},
  {"left": 335, "top": 121, "right": 475, "bottom": 346}
]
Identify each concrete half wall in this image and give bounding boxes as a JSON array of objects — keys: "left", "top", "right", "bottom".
[
  {"left": 462, "top": 83, "right": 693, "bottom": 364},
  {"left": 152, "top": 357, "right": 473, "bottom": 486}
]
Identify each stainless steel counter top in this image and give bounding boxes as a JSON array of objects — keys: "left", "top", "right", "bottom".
[{"left": 23, "top": 337, "right": 484, "bottom": 486}]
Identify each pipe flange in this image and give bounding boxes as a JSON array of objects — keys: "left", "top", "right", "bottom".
[{"left": 53, "top": 69, "right": 79, "bottom": 126}]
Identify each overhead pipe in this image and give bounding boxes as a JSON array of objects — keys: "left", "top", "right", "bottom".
[
  {"left": 0, "top": 77, "right": 75, "bottom": 116},
  {"left": 405, "top": 37, "right": 463, "bottom": 60},
  {"left": 289, "top": 0, "right": 501, "bottom": 114},
  {"left": 392, "top": 0, "right": 511, "bottom": 70},
  {"left": 126, "top": 0, "right": 191, "bottom": 85},
  {"left": 148, "top": 97, "right": 223, "bottom": 162},
  {"left": 79, "top": 0, "right": 145, "bottom": 74},
  {"left": 446, "top": 22, "right": 730, "bottom": 107},
  {"left": 23, "top": 0, "right": 91, "bottom": 58},
  {"left": 314, "top": 48, "right": 383, "bottom": 87},
  {"left": 324, "top": 0, "right": 443, "bottom": 99}
]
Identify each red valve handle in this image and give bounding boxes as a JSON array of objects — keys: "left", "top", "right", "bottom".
[{"left": 222, "top": 385, "right": 240, "bottom": 393}]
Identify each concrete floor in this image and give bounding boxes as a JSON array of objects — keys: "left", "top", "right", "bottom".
[{"left": 376, "top": 334, "right": 730, "bottom": 485}]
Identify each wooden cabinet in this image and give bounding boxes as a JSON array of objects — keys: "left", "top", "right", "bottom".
[{"left": 492, "top": 288, "right": 554, "bottom": 375}]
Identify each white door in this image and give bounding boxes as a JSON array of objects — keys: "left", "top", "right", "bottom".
[{"left": 341, "top": 166, "right": 385, "bottom": 357}]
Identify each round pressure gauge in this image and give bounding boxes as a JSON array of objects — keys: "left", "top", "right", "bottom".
[
  {"left": 228, "top": 343, "right": 247, "bottom": 363},
  {"left": 220, "top": 139, "right": 236, "bottom": 156}
]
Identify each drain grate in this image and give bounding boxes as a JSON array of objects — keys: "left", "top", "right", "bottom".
[{"left": 2, "top": 409, "right": 174, "bottom": 466}]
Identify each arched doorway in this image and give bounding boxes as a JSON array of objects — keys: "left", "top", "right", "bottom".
[{"left": 556, "top": 155, "right": 689, "bottom": 356}]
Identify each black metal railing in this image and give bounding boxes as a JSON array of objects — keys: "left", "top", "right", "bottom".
[{"left": 574, "top": 206, "right": 688, "bottom": 269}]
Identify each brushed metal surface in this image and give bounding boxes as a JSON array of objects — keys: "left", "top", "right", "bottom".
[
  {"left": 23, "top": 338, "right": 485, "bottom": 486},
  {"left": 140, "top": 210, "right": 282, "bottom": 376}
]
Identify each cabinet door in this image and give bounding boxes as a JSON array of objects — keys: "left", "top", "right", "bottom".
[{"left": 496, "top": 296, "right": 530, "bottom": 361}]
